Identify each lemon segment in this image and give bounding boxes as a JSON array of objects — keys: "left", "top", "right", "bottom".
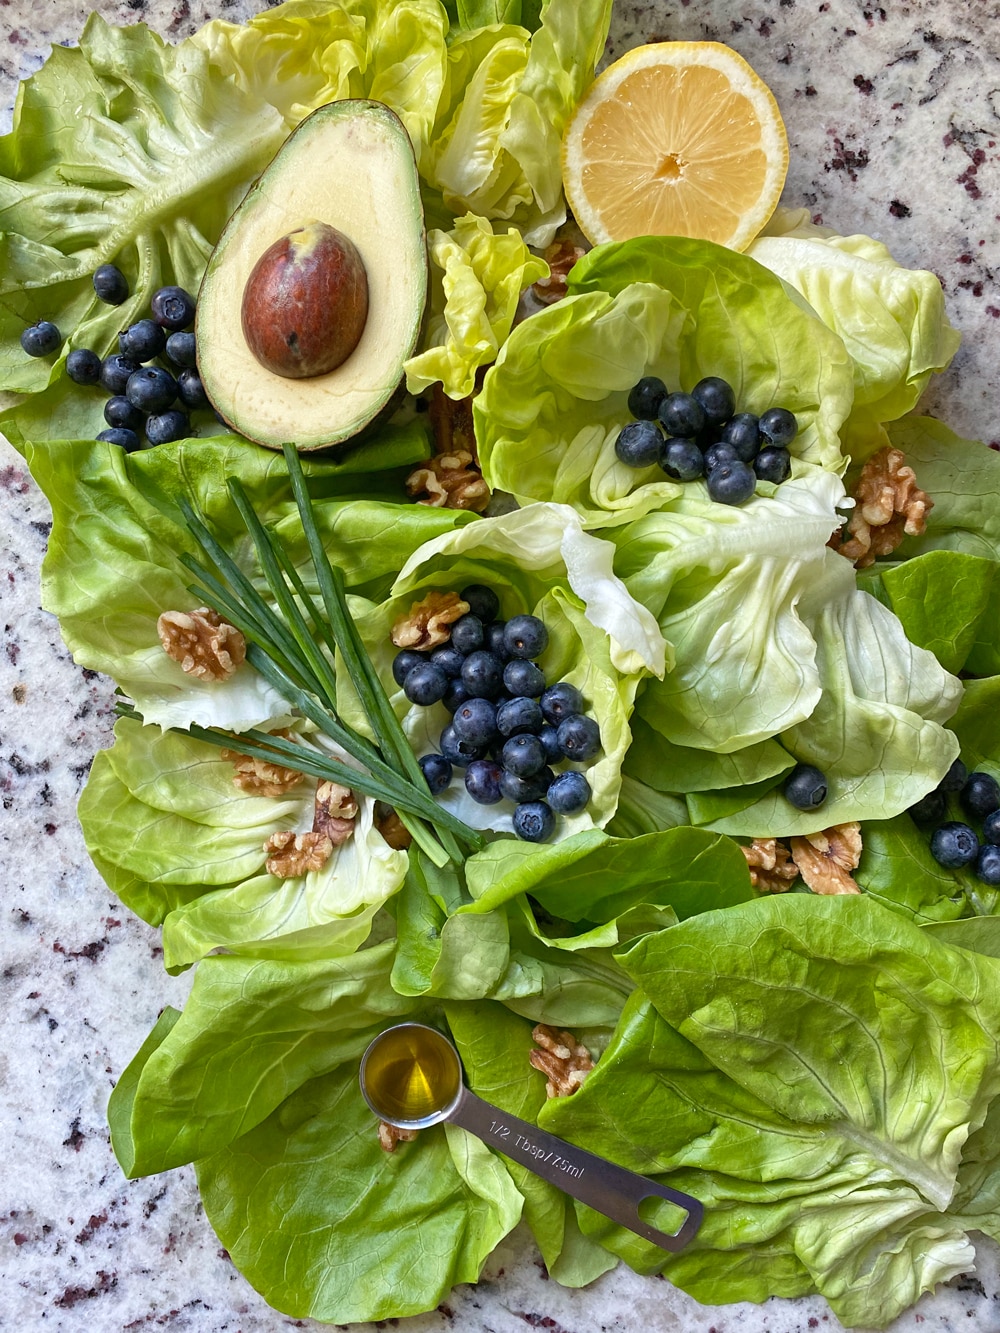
[{"left": 562, "top": 42, "right": 789, "bottom": 252}]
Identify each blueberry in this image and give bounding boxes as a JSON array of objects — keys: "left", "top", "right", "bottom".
[
  {"left": 439, "top": 723, "right": 486, "bottom": 768},
  {"left": 93, "top": 264, "right": 129, "bottom": 305},
  {"left": 556, "top": 714, "right": 601, "bottom": 762},
  {"left": 546, "top": 770, "right": 592, "bottom": 814},
  {"left": 908, "top": 789, "right": 947, "bottom": 826},
  {"left": 65, "top": 348, "right": 102, "bottom": 385},
  {"left": 961, "top": 771, "right": 1000, "bottom": 820},
  {"left": 502, "top": 733, "right": 547, "bottom": 777},
  {"left": 720, "top": 412, "right": 761, "bottom": 462},
  {"left": 660, "top": 437, "right": 704, "bottom": 482},
  {"left": 938, "top": 758, "right": 969, "bottom": 793},
  {"left": 403, "top": 661, "right": 449, "bottom": 706},
  {"left": 460, "top": 584, "right": 500, "bottom": 623},
  {"left": 930, "top": 821, "right": 979, "bottom": 869},
  {"left": 758, "top": 406, "right": 798, "bottom": 447},
  {"left": 976, "top": 843, "right": 1000, "bottom": 885},
  {"left": 100, "top": 353, "right": 140, "bottom": 394},
  {"left": 540, "top": 681, "right": 584, "bottom": 725},
  {"left": 20, "top": 321, "right": 61, "bottom": 357},
  {"left": 627, "top": 375, "right": 668, "bottom": 420},
  {"left": 783, "top": 763, "right": 828, "bottom": 811},
  {"left": 96, "top": 427, "right": 140, "bottom": 451},
  {"left": 658, "top": 391, "right": 706, "bottom": 438},
  {"left": 451, "top": 613, "right": 484, "bottom": 655},
  {"left": 429, "top": 644, "right": 465, "bottom": 679},
  {"left": 513, "top": 800, "right": 556, "bottom": 842},
  {"left": 165, "top": 331, "right": 197, "bottom": 368},
  {"left": 702, "top": 440, "right": 738, "bottom": 472},
  {"left": 753, "top": 446, "right": 791, "bottom": 485},
  {"left": 151, "top": 285, "right": 196, "bottom": 330},
  {"left": 119, "top": 318, "right": 166, "bottom": 362},
  {"left": 176, "top": 367, "right": 210, "bottom": 410},
  {"left": 419, "top": 752, "right": 453, "bottom": 796},
  {"left": 104, "top": 395, "right": 145, "bottom": 431},
  {"left": 145, "top": 409, "right": 190, "bottom": 445},
  {"left": 452, "top": 697, "right": 498, "bottom": 747},
  {"left": 461, "top": 649, "right": 505, "bottom": 699},
  {"left": 615, "top": 419, "right": 664, "bottom": 468},
  {"left": 442, "top": 678, "right": 472, "bottom": 714},
  {"left": 691, "top": 376, "right": 736, "bottom": 425},
  {"left": 538, "top": 724, "right": 563, "bottom": 764},
  {"left": 465, "top": 759, "right": 504, "bottom": 805},
  {"left": 706, "top": 460, "right": 756, "bottom": 505},
  {"left": 504, "top": 614, "right": 548, "bottom": 660},
  {"left": 483, "top": 621, "right": 508, "bottom": 659},
  {"left": 497, "top": 696, "right": 544, "bottom": 737},
  {"left": 392, "top": 648, "right": 426, "bottom": 687},
  {"left": 499, "top": 767, "right": 553, "bottom": 804},
  {"left": 503, "top": 659, "right": 546, "bottom": 698},
  {"left": 983, "top": 809, "right": 1000, "bottom": 845},
  {"left": 126, "top": 366, "right": 178, "bottom": 413}
]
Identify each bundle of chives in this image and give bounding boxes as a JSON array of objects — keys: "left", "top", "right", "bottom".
[{"left": 124, "top": 445, "right": 483, "bottom": 867}]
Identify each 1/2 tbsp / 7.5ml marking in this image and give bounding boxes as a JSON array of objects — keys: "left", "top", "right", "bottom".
[{"left": 488, "top": 1120, "right": 586, "bottom": 1178}]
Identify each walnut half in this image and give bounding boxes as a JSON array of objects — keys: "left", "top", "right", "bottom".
[
  {"left": 312, "top": 781, "right": 358, "bottom": 846},
  {"left": 741, "top": 837, "right": 799, "bottom": 893},
  {"left": 529, "top": 1024, "right": 594, "bottom": 1099},
  {"left": 789, "top": 822, "right": 863, "bottom": 895},
  {"left": 157, "top": 607, "right": 246, "bottom": 682},
  {"left": 830, "top": 446, "right": 932, "bottom": 568},
  {"left": 221, "top": 729, "right": 304, "bottom": 796},
  {"left": 378, "top": 1121, "right": 420, "bottom": 1153},
  {"left": 264, "top": 829, "right": 333, "bottom": 878},
  {"left": 391, "top": 589, "right": 469, "bottom": 650},
  {"left": 406, "top": 450, "right": 491, "bottom": 512}
]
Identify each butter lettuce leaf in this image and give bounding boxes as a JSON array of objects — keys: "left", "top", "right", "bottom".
[
  {"left": 475, "top": 237, "right": 855, "bottom": 526},
  {"left": 748, "top": 223, "right": 960, "bottom": 439},
  {"left": 542, "top": 895, "right": 1000, "bottom": 1329},
  {"left": 404, "top": 211, "right": 548, "bottom": 398}
]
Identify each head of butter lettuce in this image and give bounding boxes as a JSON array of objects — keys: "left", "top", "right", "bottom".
[
  {"left": 339, "top": 502, "right": 667, "bottom": 837},
  {"left": 22, "top": 434, "right": 470, "bottom": 733},
  {"left": 474, "top": 236, "right": 856, "bottom": 528}
]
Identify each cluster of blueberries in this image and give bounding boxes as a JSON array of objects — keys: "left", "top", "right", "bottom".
[
  {"left": 615, "top": 374, "right": 797, "bottom": 506},
  {"left": 909, "top": 760, "right": 1000, "bottom": 884},
  {"left": 20, "top": 263, "right": 210, "bottom": 451},
  {"left": 393, "top": 584, "right": 600, "bottom": 843}
]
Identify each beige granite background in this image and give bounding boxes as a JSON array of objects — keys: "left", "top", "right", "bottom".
[{"left": 2, "top": 1, "right": 1000, "bottom": 1330}]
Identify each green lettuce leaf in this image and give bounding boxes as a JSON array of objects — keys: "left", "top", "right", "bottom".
[
  {"left": 22, "top": 434, "right": 469, "bottom": 732},
  {"left": 110, "top": 939, "right": 523, "bottom": 1323},
  {"left": 886, "top": 416, "right": 1000, "bottom": 562},
  {"left": 475, "top": 237, "right": 855, "bottom": 526},
  {"left": 423, "top": 0, "right": 613, "bottom": 243},
  {"left": 78, "top": 718, "right": 409, "bottom": 968},
  {"left": 404, "top": 211, "right": 548, "bottom": 398},
  {"left": 748, "top": 223, "right": 960, "bottom": 438},
  {"left": 542, "top": 894, "right": 1000, "bottom": 1329},
  {"left": 0, "top": 15, "right": 286, "bottom": 403},
  {"left": 878, "top": 549, "right": 999, "bottom": 675}
]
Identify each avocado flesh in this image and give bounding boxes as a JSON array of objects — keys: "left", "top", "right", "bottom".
[{"left": 196, "top": 99, "right": 427, "bottom": 452}]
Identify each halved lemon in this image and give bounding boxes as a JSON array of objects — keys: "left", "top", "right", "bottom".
[{"left": 562, "top": 42, "right": 789, "bottom": 252}]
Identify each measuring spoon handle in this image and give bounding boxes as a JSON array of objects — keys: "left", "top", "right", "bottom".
[{"left": 449, "top": 1087, "right": 702, "bottom": 1252}]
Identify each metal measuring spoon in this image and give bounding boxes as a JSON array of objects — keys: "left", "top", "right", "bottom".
[{"left": 359, "top": 1021, "right": 703, "bottom": 1252}]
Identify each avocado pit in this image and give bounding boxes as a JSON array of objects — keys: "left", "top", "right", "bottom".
[{"left": 241, "top": 220, "right": 369, "bottom": 379}]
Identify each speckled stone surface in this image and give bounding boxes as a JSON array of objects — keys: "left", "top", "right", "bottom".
[{"left": 2, "top": 2, "right": 1000, "bottom": 1330}]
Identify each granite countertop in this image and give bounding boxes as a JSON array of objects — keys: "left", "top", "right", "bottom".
[{"left": 2, "top": 1, "right": 1000, "bottom": 1329}]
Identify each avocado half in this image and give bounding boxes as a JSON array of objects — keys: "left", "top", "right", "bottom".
[{"left": 196, "top": 99, "right": 427, "bottom": 452}]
